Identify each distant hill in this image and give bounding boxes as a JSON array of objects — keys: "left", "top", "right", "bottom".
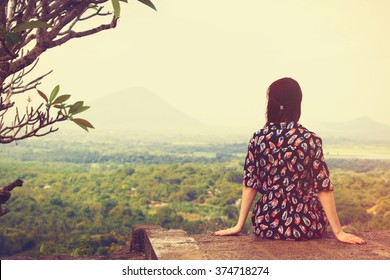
[
  {"left": 306, "top": 117, "right": 390, "bottom": 143},
  {"left": 82, "top": 87, "right": 204, "bottom": 133},
  {"left": 64, "top": 88, "right": 390, "bottom": 144}
]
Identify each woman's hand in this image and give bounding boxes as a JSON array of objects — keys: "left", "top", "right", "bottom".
[
  {"left": 213, "top": 225, "right": 242, "bottom": 236},
  {"left": 317, "top": 191, "right": 366, "bottom": 245},
  {"left": 335, "top": 231, "right": 366, "bottom": 245},
  {"left": 213, "top": 187, "right": 257, "bottom": 236}
]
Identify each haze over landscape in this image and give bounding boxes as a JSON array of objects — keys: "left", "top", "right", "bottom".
[
  {"left": 27, "top": 0, "right": 390, "bottom": 137},
  {"left": 72, "top": 86, "right": 390, "bottom": 145}
]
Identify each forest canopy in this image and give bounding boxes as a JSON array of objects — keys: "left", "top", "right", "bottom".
[{"left": 1, "top": 139, "right": 389, "bottom": 257}]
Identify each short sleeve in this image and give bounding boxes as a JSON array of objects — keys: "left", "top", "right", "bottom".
[
  {"left": 243, "top": 135, "right": 260, "bottom": 190},
  {"left": 310, "top": 136, "right": 334, "bottom": 192}
]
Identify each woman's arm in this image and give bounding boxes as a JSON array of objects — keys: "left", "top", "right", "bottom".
[
  {"left": 317, "top": 190, "right": 366, "bottom": 244},
  {"left": 213, "top": 186, "right": 258, "bottom": 236}
]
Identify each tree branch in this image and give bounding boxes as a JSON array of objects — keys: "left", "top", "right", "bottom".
[
  {"left": 7, "top": 1, "right": 117, "bottom": 75},
  {"left": 0, "top": 102, "right": 68, "bottom": 144},
  {"left": 51, "top": 16, "right": 117, "bottom": 48},
  {"left": 0, "top": 178, "right": 23, "bottom": 217}
]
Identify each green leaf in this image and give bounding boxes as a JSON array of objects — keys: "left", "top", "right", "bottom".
[
  {"left": 39, "top": 242, "right": 45, "bottom": 254},
  {"left": 49, "top": 85, "right": 60, "bottom": 104},
  {"left": 73, "top": 122, "right": 89, "bottom": 132},
  {"left": 71, "top": 248, "right": 79, "bottom": 257},
  {"left": 4, "top": 32, "right": 22, "bottom": 45},
  {"left": 68, "top": 101, "right": 84, "bottom": 115},
  {"left": 37, "top": 90, "right": 48, "bottom": 103},
  {"left": 111, "top": 0, "right": 121, "bottom": 19},
  {"left": 73, "top": 118, "right": 94, "bottom": 129},
  {"left": 12, "top": 20, "right": 51, "bottom": 33},
  {"left": 137, "top": 0, "right": 157, "bottom": 11},
  {"left": 53, "top": 94, "right": 71, "bottom": 104},
  {"left": 72, "top": 118, "right": 94, "bottom": 132},
  {"left": 73, "top": 106, "right": 90, "bottom": 115}
]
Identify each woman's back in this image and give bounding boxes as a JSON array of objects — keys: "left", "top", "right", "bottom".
[{"left": 244, "top": 121, "right": 333, "bottom": 240}]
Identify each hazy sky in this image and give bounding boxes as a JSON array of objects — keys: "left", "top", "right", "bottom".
[{"left": 33, "top": 0, "right": 390, "bottom": 130}]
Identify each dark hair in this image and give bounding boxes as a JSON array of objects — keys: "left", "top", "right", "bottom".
[{"left": 266, "top": 77, "right": 302, "bottom": 123}]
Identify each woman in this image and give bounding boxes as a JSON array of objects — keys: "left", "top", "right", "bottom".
[{"left": 214, "top": 77, "right": 365, "bottom": 244}]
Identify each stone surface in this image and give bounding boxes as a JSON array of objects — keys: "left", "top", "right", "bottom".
[
  {"left": 131, "top": 225, "right": 390, "bottom": 260},
  {"left": 144, "top": 227, "right": 208, "bottom": 260}
]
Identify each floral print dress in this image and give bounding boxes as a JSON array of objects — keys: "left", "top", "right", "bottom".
[{"left": 243, "top": 121, "right": 334, "bottom": 240}]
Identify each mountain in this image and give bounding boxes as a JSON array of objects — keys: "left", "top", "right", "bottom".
[
  {"left": 62, "top": 88, "right": 390, "bottom": 144},
  {"left": 306, "top": 117, "right": 390, "bottom": 143},
  {"left": 82, "top": 87, "right": 204, "bottom": 133}
]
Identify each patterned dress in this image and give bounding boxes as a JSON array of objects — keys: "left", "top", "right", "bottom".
[{"left": 243, "top": 121, "right": 334, "bottom": 240}]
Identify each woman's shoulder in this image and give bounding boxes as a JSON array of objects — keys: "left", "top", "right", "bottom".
[
  {"left": 299, "top": 124, "right": 322, "bottom": 139},
  {"left": 249, "top": 122, "right": 323, "bottom": 142},
  {"left": 298, "top": 124, "right": 325, "bottom": 150}
]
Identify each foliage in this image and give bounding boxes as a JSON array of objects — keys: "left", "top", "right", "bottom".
[{"left": 0, "top": 139, "right": 389, "bottom": 257}]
